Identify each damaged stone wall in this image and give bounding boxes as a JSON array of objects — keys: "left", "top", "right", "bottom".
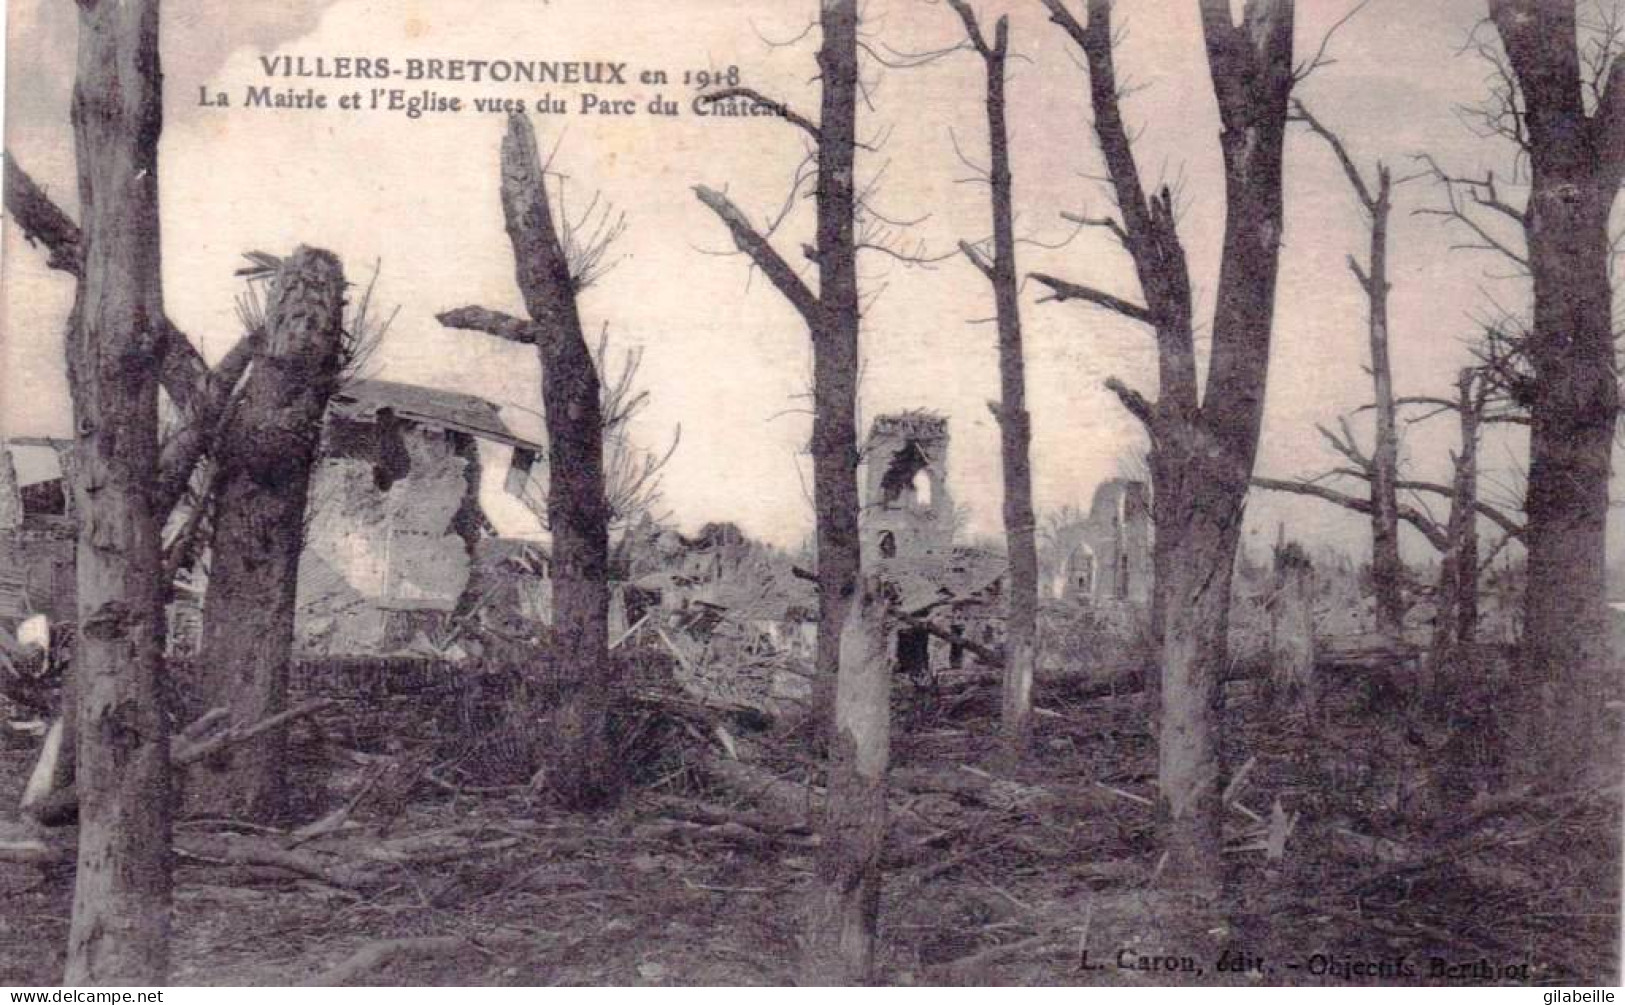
[
  {"left": 295, "top": 413, "right": 481, "bottom": 654},
  {"left": 1049, "top": 479, "right": 1153, "bottom": 616}
]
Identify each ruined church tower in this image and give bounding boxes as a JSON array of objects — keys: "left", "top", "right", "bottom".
[{"left": 860, "top": 412, "right": 953, "bottom": 565}]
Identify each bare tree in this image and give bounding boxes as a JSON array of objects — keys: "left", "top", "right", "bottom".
[
  {"left": 1291, "top": 102, "right": 1408, "bottom": 634},
  {"left": 946, "top": 0, "right": 1040, "bottom": 766},
  {"left": 190, "top": 248, "right": 348, "bottom": 823},
  {"left": 1033, "top": 0, "right": 1295, "bottom": 900},
  {"left": 691, "top": 1, "right": 880, "bottom": 982},
  {"left": 1484, "top": 0, "right": 1624, "bottom": 783},
  {"left": 58, "top": 0, "right": 171, "bottom": 982},
  {"left": 438, "top": 114, "right": 616, "bottom": 810},
  {"left": 1254, "top": 365, "right": 1525, "bottom": 647}
]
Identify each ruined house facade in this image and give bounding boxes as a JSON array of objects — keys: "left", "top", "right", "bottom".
[
  {"left": 1, "top": 379, "right": 549, "bottom": 657},
  {"left": 0, "top": 439, "right": 76, "bottom": 632},
  {"left": 293, "top": 378, "right": 545, "bottom": 655}
]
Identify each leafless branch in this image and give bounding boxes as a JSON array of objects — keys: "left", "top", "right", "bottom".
[
  {"left": 436, "top": 306, "right": 550, "bottom": 345},
  {"left": 1030, "top": 272, "right": 1154, "bottom": 326},
  {"left": 693, "top": 184, "right": 820, "bottom": 323},
  {"left": 698, "top": 87, "right": 821, "bottom": 142}
]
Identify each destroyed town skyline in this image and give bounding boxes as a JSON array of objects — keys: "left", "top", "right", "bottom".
[{"left": 5, "top": 0, "right": 1613, "bottom": 563}]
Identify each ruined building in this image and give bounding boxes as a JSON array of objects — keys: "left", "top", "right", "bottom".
[
  {"left": 0, "top": 438, "right": 75, "bottom": 630},
  {"left": 861, "top": 411, "right": 954, "bottom": 566},
  {"left": 293, "top": 378, "right": 545, "bottom": 654},
  {"left": 1046, "top": 478, "right": 1153, "bottom": 613},
  {"left": 1, "top": 378, "right": 548, "bottom": 656}
]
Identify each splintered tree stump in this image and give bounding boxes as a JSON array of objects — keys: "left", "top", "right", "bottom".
[
  {"left": 1268, "top": 546, "right": 1316, "bottom": 714},
  {"left": 194, "top": 248, "right": 347, "bottom": 824}
]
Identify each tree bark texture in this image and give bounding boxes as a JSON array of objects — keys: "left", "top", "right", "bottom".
[
  {"left": 499, "top": 114, "right": 616, "bottom": 809},
  {"left": 809, "top": 0, "right": 864, "bottom": 727},
  {"left": 802, "top": 575, "right": 891, "bottom": 984},
  {"left": 689, "top": 5, "right": 872, "bottom": 977},
  {"left": 1488, "top": 0, "right": 1623, "bottom": 784},
  {"left": 1362, "top": 170, "right": 1405, "bottom": 637},
  {"left": 62, "top": 0, "right": 172, "bottom": 984},
  {"left": 192, "top": 248, "right": 346, "bottom": 823},
  {"left": 1038, "top": 0, "right": 1294, "bottom": 899}
]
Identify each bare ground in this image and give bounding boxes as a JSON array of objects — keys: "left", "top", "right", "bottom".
[{"left": 0, "top": 658, "right": 1618, "bottom": 986}]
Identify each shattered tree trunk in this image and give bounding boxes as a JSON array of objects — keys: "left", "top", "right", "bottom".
[
  {"left": 1363, "top": 174, "right": 1405, "bottom": 639},
  {"left": 803, "top": 575, "right": 891, "bottom": 984},
  {"left": 1292, "top": 105, "right": 1404, "bottom": 634},
  {"left": 1037, "top": 0, "right": 1294, "bottom": 900},
  {"left": 1489, "top": 0, "right": 1623, "bottom": 784},
  {"left": 1268, "top": 548, "right": 1316, "bottom": 715},
  {"left": 803, "top": 2, "right": 875, "bottom": 980},
  {"left": 440, "top": 114, "right": 615, "bottom": 808},
  {"left": 5, "top": 152, "right": 261, "bottom": 832},
  {"left": 62, "top": 0, "right": 172, "bottom": 983},
  {"left": 949, "top": 3, "right": 1039, "bottom": 766},
  {"left": 192, "top": 249, "right": 347, "bottom": 823},
  {"left": 1429, "top": 370, "right": 1482, "bottom": 682},
  {"left": 500, "top": 116, "right": 614, "bottom": 809}
]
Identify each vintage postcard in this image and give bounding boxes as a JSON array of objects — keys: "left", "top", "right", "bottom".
[{"left": 0, "top": 0, "right": 1621, "bottom": 989}]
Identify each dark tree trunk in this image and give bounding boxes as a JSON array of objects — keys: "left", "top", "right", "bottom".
[
  {"left": 949, "top": 4, "right": 1039, "bottom": 766},
  {"left": 1489, "top": 0, "right": 1623, "bottom": 784},
  {"left": 499, "top": 115, "right": 614, "bottom": 809},
  {"left": 802, "top": 575, "right": 891, "bottom": 984},
  {"left": 809, "top": 0, "right": 863, "bottom": 725},
  {"left": 1364, "top": 174, "right": 1404, "bottom": 635},
  {"left": 62, "top": 0, "right": 172, "bottom": 983},
  {"left": 192, "top": 248, "right": 346, "bottom": 823},
  {"left": 691, "top": 3, "right": 870, "bottom": 977},
  {"left": 1453, "top": 373, "right": 1481, "bottom": 646},
  {"left": 437, "top": 117, "right": 617, "bottom": 810},
  {"left": 803, "top": 2, "right": 877, "bottom": 980},
  {"left": 1430, "top": 371, "right": 1482, "bottom": 682},
  {"left": 1037, "top": 0, "right": 1294, "bottom": 902}
]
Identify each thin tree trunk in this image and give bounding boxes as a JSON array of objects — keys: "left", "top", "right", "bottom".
[
  {"left": 802, "top": 575, "right": 891, "bottom": 984},
  {"left": 1453, "top": 374, "right": 1480, "bottom": 646},
  {"left": 949, "top": 4, "right": 1038, "bottom": 767},
  {"left": 1427, "top": 371, "right": 1481, "bottom": 706},
  {"left": 499, "top": 115, "right": 614, "bottom": 809},
  {"left": 691, "top": 3, "right": 868, "bottom": 975},
  {"left": 62, "top": 0, "right": 171, "bottom": 983},
  {"left": 810, "top": 0, "right": 863, "bottom": 730},
  {"left": 803, "top": 0, "right": 875, "bottom": 979},
  {"left": 1364, "top": 173, "right": 1404, "bottom": 636},
  {"left": 192, "top": 248, "right": 346, "bottom": 823},
  {"left": 1294, "top": 103, "right": 1405, "bottom": 635},
  {"left": 1488, "top": 0, "right": 1623, "bottom": 785}
]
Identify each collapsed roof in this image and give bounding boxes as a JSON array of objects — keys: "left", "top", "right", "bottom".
[{"left": 331, "top": 378, "right": 544, "bottom": 454}]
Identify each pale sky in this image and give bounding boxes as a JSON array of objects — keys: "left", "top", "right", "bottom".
[{"left": 0, "top": 0, "right": 1613, "bottom": 562}]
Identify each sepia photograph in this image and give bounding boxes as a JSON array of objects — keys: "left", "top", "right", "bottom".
[{"left": 0, "top": 0, "right": 1621, "bottom": 988}]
